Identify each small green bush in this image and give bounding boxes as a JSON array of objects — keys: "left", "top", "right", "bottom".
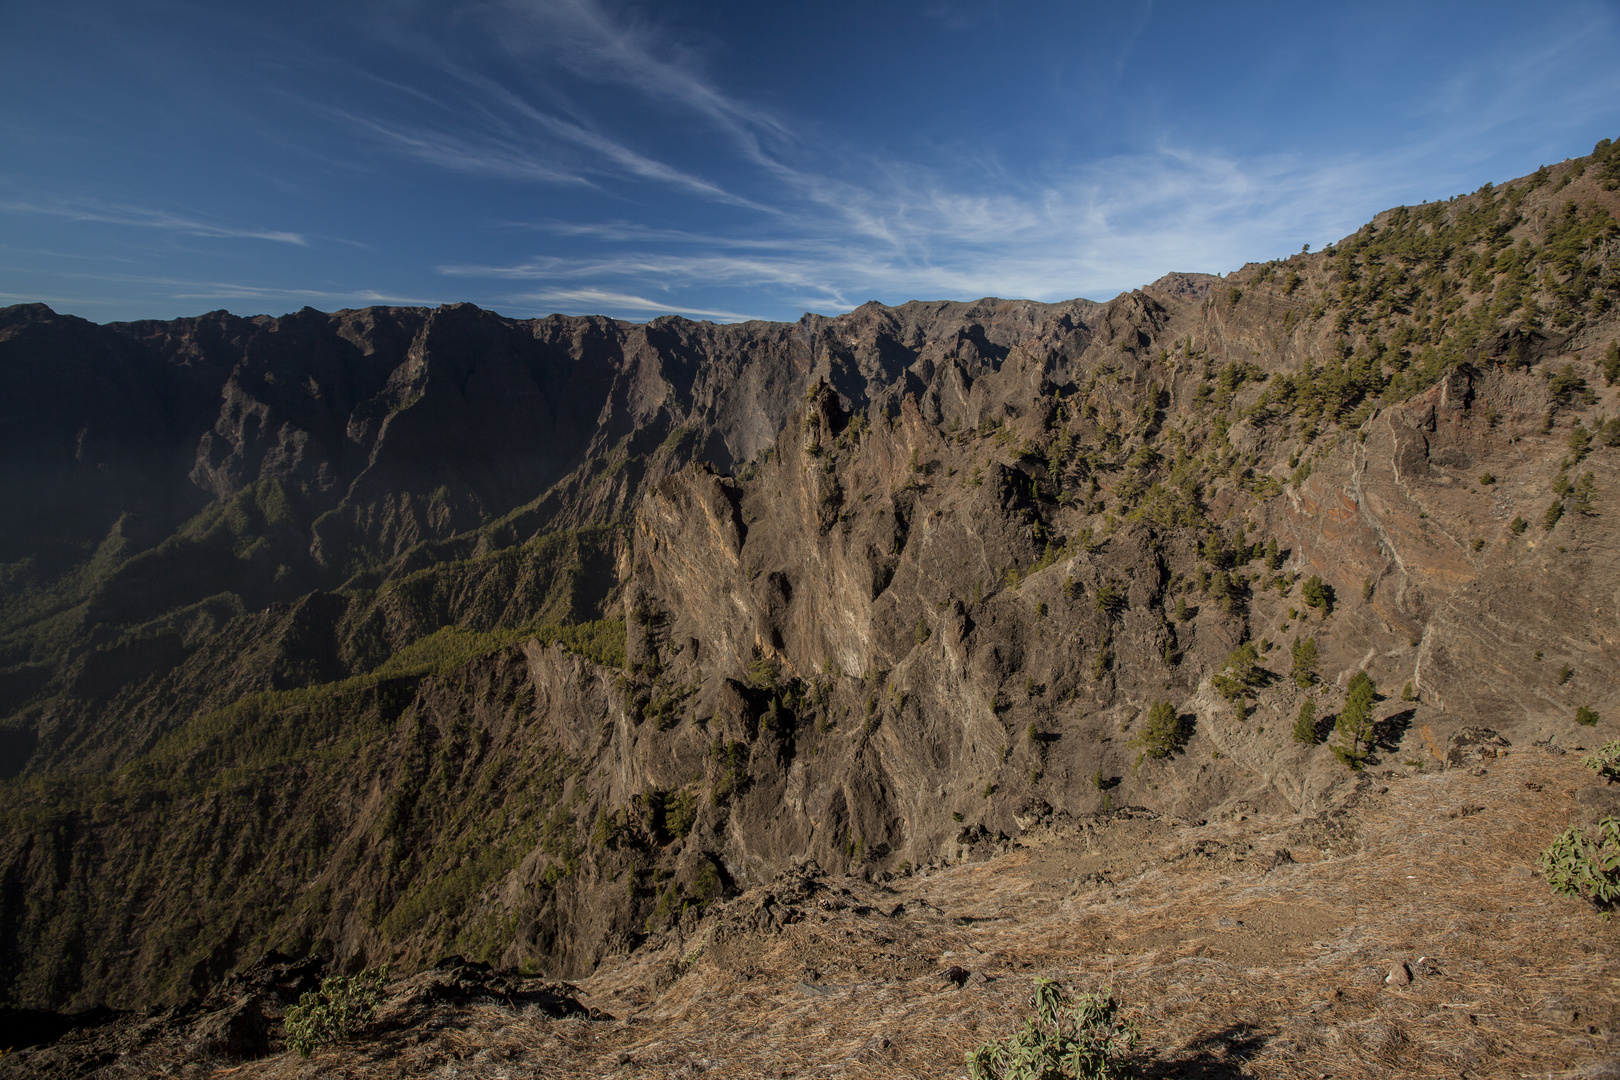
[
  {"left": 746, "top": 655, "right": 779, "bottom": 691},
  {"left": 1292, "top": 699, "right": 1318, "bottom": 745},
  {"left": 1539, "top": 817, "right": 1620, "bottom": 909},
  {"left": 1213, "top": 642, "right": 1263, "bottom": 706},
  {"left": 965, "top": 979, "right": 1137, "bottom": 1080},
  {"left": 284, "top": 967, "right": 387, "bottom": 1057},
  {"left": 1290, "top": 636, "right": 1319, "bottom": 688},
  {"left": 1584, "top": 738, "right": 1620, "bottom": 781},
  {"left": 1301, "top": 575, "right": 1333, "bottom": 615},
  {"left": 1132, "top": 700, "right": 1186, "bottom": 759}
]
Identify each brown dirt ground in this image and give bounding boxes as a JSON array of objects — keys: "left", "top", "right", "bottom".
[{"left": 71, "top": 748, "right": 1620, "bottom": 1079}]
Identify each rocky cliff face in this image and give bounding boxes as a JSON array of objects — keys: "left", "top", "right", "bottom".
[{"left": 1, "top": 141, "right": 1618, "bottom": 1020}]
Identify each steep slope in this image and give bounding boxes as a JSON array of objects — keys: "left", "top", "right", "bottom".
[
  {"left": 0, "top": 297, "right": 1099, "bottom": 776},
  {"left": 6, "top": 744, "right": 1618, "bottom": 1079},
  {"left": 0, "top": 138, "right": 1618, "bottom": 1025}
]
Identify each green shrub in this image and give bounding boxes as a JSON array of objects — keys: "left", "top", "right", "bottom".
[
  {"left": 1301, "top": 575, "right": 1333, "bottom": 615},
  {"left": 1570, "top": 472, "right": 1598, "bottom": 516},
  {"left": 746, "top": 655, "right": 779, "bottom": 691},
  {"left": 1510, "top": 515, "right": 1528, "bottom": 535},
  {"left": 1292, "top": 699, "right": 1318, "bottom": 745},
  {"left": 284, "top": 967, "right": 387, "bottom": 1057},
  {"left": 965, "top": 979, "right": 1137, "bottom": 1080},
  {"left": 1539, "top": 817, "right": 1620, "bottom": 909},
  {"left": 709, "top": 740, "right": 751, "bottom": 806},
  {"left": 1212, "top": 642, "right": 1263, "bottom": 706},
  {"left": 1584, "top": 738, "right": 1620, "bottom": 781},
  {"left": 664, "top": 786, "right": 700, "bottom": 839},
  {"left": 1549, "top": 364, "right": 1597, "bottom": 406},
  {"left": 1290, "top": 636, "right": 1319, "bottom": 688},
  {"left": 1132, "top": 700, "right": 1186, "bottom": 760}
]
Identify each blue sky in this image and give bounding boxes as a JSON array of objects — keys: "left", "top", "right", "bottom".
[{"left": 3, "top": 1, "right": 1619, "bottom": 325}]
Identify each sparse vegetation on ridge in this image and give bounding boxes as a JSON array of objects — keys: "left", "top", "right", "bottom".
[
  {"left": 284, "top": 966, "right": 387, "bottom": 1057},
  {"left": 1540, "top": 817, "right": 1620, "bottom": 909},
  {"left": 966, "top": 979, "right": 1138, "bottom": 1080}
]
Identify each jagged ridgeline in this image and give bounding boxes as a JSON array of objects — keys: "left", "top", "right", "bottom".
[{"left": 1, "top": 139, "right": 1618, "bottom": 1013}]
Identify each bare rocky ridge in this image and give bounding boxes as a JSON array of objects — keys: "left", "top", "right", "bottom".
[{"left": 1, "top": 141, "right": 1620, "bottom": 1075}]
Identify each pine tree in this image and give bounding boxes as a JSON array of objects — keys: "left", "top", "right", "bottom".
[
  {"left": 1293, "top": 698, "right": 1318, "bottom": 744},
  {"left": 1301, "top": 575, "right": 1333, "bottom": 615},
  {"left": 1332, "top": 671, "right": 1377, "bottom": 770},
  {"left": 1290, "top": 636, "right": 1320, "bottom": 687},
  {"left": 1570, "top": 472, "right": 1597, "bottom": 516},
  {"left": 1570, "top": 422, "right": 1592, "bottom": 463},
  {"left": 1134, "top": 700, "right": 1185, "bottom": 759}
]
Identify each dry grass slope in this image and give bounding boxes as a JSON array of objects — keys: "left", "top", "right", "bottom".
[{"left": 72, "top": 742, "right": 1613, "bottom": 1080}]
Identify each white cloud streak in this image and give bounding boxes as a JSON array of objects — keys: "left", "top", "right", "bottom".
[
  {"left": 0, "top": 264, "right": 434, "bottom": 309},
  {"left": 440, "top": 142, "right": 1423, "bottom": 314},
  {"left": 507, "top": 287, "right": 759, "bottom": 321},
  {"left": 0, "top": 197, "right": 308, "bottom": 245}
]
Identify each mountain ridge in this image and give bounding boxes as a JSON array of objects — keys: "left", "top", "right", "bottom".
[{"left": 0, "top": 140, "right": 1618, "bottom": 1064}]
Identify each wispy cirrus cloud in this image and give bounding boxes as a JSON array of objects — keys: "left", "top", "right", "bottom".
[
  {"left": 317, "top": 105, "right": 591, "bottom": 186},
  {"left": 0, "top": 196, "right": 308, "bottom": 245},
  {"left": 400, "top": 0, "right": 1620, "bottom": 323},
  {"left": 507, "top": 287, "right": 758, "bottom": 321},
  {"left": 438, "top": 65, "right": 777, "bottom": 211},
  {"left": 441, "top": 140, "right": 1410, "bottom": 317},
  {"left": 300, "top": 1, "right": 780, "bottom": 212},
  {"left": 482, "top": 0, "right": 795, "bottom": 162},
  {"left": 0, "top": 262, "right": 433, "bottom": 309}
]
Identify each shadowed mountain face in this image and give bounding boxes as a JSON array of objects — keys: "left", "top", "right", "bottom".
[
  {"left": 0, "top": 296, "right": 1100, "bottom": 775},
  {"left": 1, "top": 142, "right": 1618, "bottom": 1018}
]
